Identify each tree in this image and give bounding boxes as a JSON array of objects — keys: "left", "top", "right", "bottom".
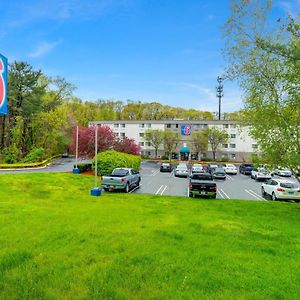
[
  {"left": 163, "top": 131, "right": 179, "bottom": 161},
  {"left": 144, "top": 129, "right": 164, "bottom": 158},
  {"left": 189, "top": 132, "right": 208, "bottom": 160},
  {"left": 113, "top": 137, "right": 141, "bottom": 155},
  {"left": 69, "top": 126, "right": 115, "bottom": 158},
  {"left": 203, "top": 127, "right": 228, "bottom": 161},
  {"left": 223, "top": 1, "right": 300, "bottom": 169}
]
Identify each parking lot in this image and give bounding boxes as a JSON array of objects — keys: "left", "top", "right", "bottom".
[{"left": 131, "top": 161, "right": 299, "bottom": 201}]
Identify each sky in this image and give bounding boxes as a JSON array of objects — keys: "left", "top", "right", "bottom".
[{"left": 0, "top": 0, "right": 299, "bottom": 113}]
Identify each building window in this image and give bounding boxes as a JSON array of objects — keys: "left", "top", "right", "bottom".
[
  {"left": 230, "top": 124, "right": 236, "bottom": 128},
  {"left": 120, "top": 123, "right": 126, "bottom": 128},
  {"left": 139, "top": 133, "right": 144, "bottom": 137},
  {"left": 146, "top": 124, "right": 151, "bottom": 128},
  {"left": 223, "top": 124, "right": 229, "bottom": 128},
  {"left": 231, "top": 153, "right": 236, "bottom": 159},
  {"left": 230, "top": 143, "right": 236, "bottom": 148},
  {"left": 146, "top": 142, "right": 151, "bottom": 146},
  {"left": 146, "top": 151, "right": 151, "bottom": 156},
  {"left": 252, "top": 144, "right": 258, "bottom": 149},
  {"left": 114, "top": 132, "right": 119, "bottom": 137},
  {"left": 114, "top": 124, "right": 119, "bottom": 128},
  {"left": 139, "top": 142, "right": 144, "bottom": 146},
  {"left": 223, "top": 144, "right": 228, "bottom": 148},
  {"left": 120, "top": 133, "right": 125, "bottom": 137},
  {"left": 139, "top": 123, "right": 145, "bottom": 128},
  {"left": 203, "top": 124, "right": 208, "bottom": 128},
  {"left": 202, "top": 153, "right": 207, "bottom": 158},
  {"left": 230, "top": 134, "right": 236, "bottom": 139},
  {"left": 175, "top": 124, "right": 179, "bottom": 128},
  {"left": 166, "top": 124, "right": 171, "bottom": 128}
]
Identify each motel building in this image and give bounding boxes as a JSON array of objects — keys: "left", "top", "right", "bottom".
[{"left": 89, "top": 120, "right": 258, "bottom": 161}]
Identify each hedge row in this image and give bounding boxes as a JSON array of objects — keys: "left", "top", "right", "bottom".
[
  {"left": 74, "top": 163, "right": 93, "bottom": 173},
  {"left": 0, "top": 154, "right": 62, "bottom": 169},
  {"left": 93, "top": 150, "right": 141, "bottom": 176}
]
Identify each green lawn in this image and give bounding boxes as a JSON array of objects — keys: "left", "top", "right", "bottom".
[{"left": 0, "top": 173, "right": 299, "bottom": 299}]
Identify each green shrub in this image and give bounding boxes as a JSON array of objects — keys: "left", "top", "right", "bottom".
[
  {"left": 21, "top": 148, "right": 45, "bottom": 163},
  {"left": 75, "top": 163, "right": 92, "bottom": 173},
  {"left": 201, "top": 157, "right": 211, "bottom": 162},
  {"left": 221, "top": 156, "right": 229, "bottom": 162},
  {"left": 161, "top": 155, "right": 169, "bottom": 160},
  {"left": 93, "top": 150, "right": 141, "bottom": 175}
]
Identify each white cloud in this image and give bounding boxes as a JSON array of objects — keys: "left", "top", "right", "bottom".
[{"left": 29, "top": 39, "right": 63, "bottom": 58}]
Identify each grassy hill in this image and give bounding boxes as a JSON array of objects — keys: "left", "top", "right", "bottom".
[{"left": 0, "top": 173, "right": 299, "bottom": 299}]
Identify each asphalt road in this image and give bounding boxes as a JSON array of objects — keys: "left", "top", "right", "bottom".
[
  {"left": 132, "top": 161, "right": 299, "bottom": 201},
  {"left": 0, "top": 158, "right": 79, "bottom": 174}
]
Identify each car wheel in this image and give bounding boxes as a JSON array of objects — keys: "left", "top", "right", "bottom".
[
  {"left": 125, "top": 183, "right": 130, "bottom": 193},
  {"left": 272, "top": 192, "right": 277, "bottom": 201},
  {"left": 189, "top": 192, "right": 193, "bottom": 198},
  {"left": 255, "top": 176, "right": 258, "bottom": 181},
  {"left": 261, "top": 187, "right": 266, "bottom": 196},
  {"left": 136, "top": 179, "right": 140, "bottom": 187},
  {"left": 212, "top": 194, "right": 217, "bottom": 199}
]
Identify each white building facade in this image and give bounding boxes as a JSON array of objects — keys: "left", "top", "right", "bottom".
[{"left": 89, "top": 120, "right": 258, "bottom": 161}]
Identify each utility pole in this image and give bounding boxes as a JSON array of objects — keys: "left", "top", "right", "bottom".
[{"left": 216, "top": 76, "right": 224, "bottom": 120}]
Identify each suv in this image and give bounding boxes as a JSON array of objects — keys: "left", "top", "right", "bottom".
[{"left": 239, "top": 163, "right": 253, "bottom": 175}]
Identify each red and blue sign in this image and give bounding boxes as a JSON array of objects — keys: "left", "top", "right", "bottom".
[
  {"left": 0, "top": 53, "right": 8, "bottom": 115},
  {"left": 181, "top": 125, "right": 191, "bottom": 135}
]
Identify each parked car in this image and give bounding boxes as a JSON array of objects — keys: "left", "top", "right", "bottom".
[
  {"left": 191, "top": 163, "right": 203, "bottom": 174},
  {"left": 160, "top": 163, "right": 173, "bottom": 172},
  {"left": 61, "top": 152, "right": 69, "bottom": 158},
  {"left": 239, "top": 163, "right": 254, "bottom": 175},
  {"left": 261, "top": 179, "right": 300, "bottom": 201},
  {"left": 273, "top": 168, "right": 292, "bottom": 177},
  {"left": 207, "top": 164, "right": 218, "bottom": 174},
  {"left": 224, "top": 164, "right": 237, "bottom": 175},
  {"left": 101, "top": 168, "right": 141, "bottom": 193},
  {"left": 188, "top": 172, "right": 217, "bottom": 198},
  {"left": 212, "top": 167, "right": 226, "bottom": 180},
  {"left": 251, "top": 167, "right": 272, "bottom": 181},
  {"left": 174, "top": 164, "right": 189, "bottom": 177}
]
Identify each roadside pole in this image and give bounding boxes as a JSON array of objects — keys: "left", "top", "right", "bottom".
[
  {"left": 91, "top": 124, "right": 101, "bottom": 196},
  {"left": 72, "top": 125, "right": 80, "bottom": 174}
]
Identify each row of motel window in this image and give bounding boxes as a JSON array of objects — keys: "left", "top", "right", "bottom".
[{"left": 112, "top": 124, "right": 237, "bottom": 129}]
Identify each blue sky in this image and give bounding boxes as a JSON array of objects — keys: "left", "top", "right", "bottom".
[{"left": 0, "top": 0, "right": 298, "bottom": 112}]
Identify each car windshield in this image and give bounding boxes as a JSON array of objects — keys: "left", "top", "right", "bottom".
[
  {"left": 210, "top": 164, "right": 218, "bottom": 168},
  {"left": 192, "top": 174, "right": 213, "bottom": 180},
  {"left": 215, "top": 168, "right": 225, "bottom": 173},
  {"left": 112, "top": 169, "right": 129, "bottom": 176},
  {"left": 177, "top": 167, "right": 187, "bottom": 170},
  {"left": 280, "top": 182, "right": 298, "bottom": 189},
  {"left": 162, "top": 164, "right": 170, "bottom": 167},
  {"left": 226, "top": 164, "right": 235, "bottom": 168}
]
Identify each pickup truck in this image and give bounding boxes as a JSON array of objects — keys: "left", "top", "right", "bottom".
[
  {"left": 101, "top": 168, "right": 141, "bottom": 193},
  {"left": 188, "top": 172, "right": 217, "bottom": 199}
]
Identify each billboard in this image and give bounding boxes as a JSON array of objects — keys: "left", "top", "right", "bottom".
[
  {"left": 180, "top": 125, "right": 191, "bottom": 135},
  {"left": 0, "top": 53, "right": 8, "bottom": 115}
]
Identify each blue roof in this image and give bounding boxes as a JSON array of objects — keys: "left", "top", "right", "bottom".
[{"left": 180, "top": 147, "right": 190, "bottom": 153}]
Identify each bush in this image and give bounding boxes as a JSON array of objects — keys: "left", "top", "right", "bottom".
[
  {"left": 75, "top": 163, "right": 92, "bottom": 173},
  {"left": 160, "top": 155, "right": 169, "bottom": 160},
  {"left": 21, "top": 148, "right": 45, "bottom": 163},
  {"left": 93, "top": 150, "right": 141, "bottom": 176},
  {"left": 200, "top": 157, "right": 211, "bottom": 162},
  {"left": 221, "top": 156, "right": 229, "bottom": 162}
]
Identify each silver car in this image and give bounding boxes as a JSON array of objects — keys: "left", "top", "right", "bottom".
[{"left": 175, "top": 165, "right": 189, "bottom": 177}]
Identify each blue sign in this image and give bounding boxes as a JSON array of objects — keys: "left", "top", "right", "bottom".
[
  {"left": 0, "top": 53, "right": 8, "bottom": 115},
  {"left": 181, "top": 125, "right": 191, "bottom": 135}
]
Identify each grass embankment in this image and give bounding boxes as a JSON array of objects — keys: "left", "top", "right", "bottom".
[{"left": 0, "top": 173, "right": 299, "bottom": 299}]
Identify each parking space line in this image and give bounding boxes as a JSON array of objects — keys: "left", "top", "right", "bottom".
[
  {"left": 226, "top": 175, "right": 234, "bottom": 181},
  {"left": 169, "top": 170, "right": 174, "bottom": 177},
  {"left": 160, "top": 185, "right": 168, "bottom": 195},
  {"left": 245, "top": 189, "right": 266, "bottom": 201},
  {"left": 219, "top": 188, "right": 230, "bottom": 199},
  {"left": 129, "top": 184, "right": 143, "bottom": 194},
  {"left": 151, "top": 170, "right": 160, "bottom": 177},
  {"left": 217, "top": 190, "right": 224, "bottom": 199},
  {"left": 155, "top": 185, "right": 164, "bottom": 194}
]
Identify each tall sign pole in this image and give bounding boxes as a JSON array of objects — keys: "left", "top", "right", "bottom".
[
  {"left": 90, "top": 124, "right": 101, "bottom": 196},
  {"left": 72, "top": 125, "right": 80, "bottom": 174},
  {"left": 216, "top": 76, "right": 224, "bottom": 120},
  {"left": 0, "top": 53, "right": 8, "bottom": 116}
]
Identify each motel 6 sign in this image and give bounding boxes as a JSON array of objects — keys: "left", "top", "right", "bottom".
[
  {"left": 0, "top": 53, "right": 8, "bottom": 116},
  {"left": 181, "top": 125, "right": 191, "bottom": 136}
]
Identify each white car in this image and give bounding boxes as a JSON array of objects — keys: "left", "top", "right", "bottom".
[
  {"left": 191, "top": 163, "right": 203, "bottom": 174},
  {"left": 261, "top": 179, "right": 300, "bottom": 201},
  {"left": 274, "top": 168, "right": 292, "bottom": 177},
  {"left": 174, "top": 165, "right": 189, "bottom": 177},
  {"left": 251, "top": 167, "right": 272, "bottom": 181},
  {"left": 224, "top": 164, "right": 237, "bottom": 175}
]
